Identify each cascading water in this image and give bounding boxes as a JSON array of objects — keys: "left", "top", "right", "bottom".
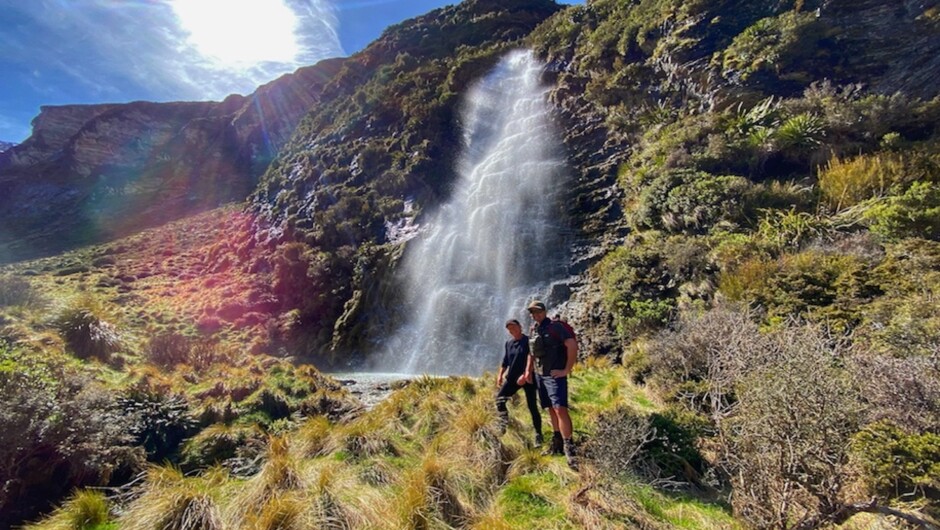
[{"left": 373, "top": 49, "right": 569, "bottom": 376}]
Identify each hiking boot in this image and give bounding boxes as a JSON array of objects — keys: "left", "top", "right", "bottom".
[
  {"left": 563, "top": 439, "right": 578, "bottom": 469},
  {"left": 541, "top": 433, "right": 563, "bottom": 456},
  {"left": 534, "top": 433, "right": 544, "bottom": 448}
]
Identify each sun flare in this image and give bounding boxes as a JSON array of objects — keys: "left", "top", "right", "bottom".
[{"left": 170, "top": 0, "right": 300, "bottom": 67}]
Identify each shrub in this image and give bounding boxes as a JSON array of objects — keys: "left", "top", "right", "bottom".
[
  {"left": 852, "top": 352, "right": 940, "bottom": 433},
  {"left": 717, "top": 11, "right": 823, "bottom": 82},
  {"left": 146, "top": 332, "right": 191, "bottom": 367},
  {"left": 0, "top": 274, "right": 42, "bottom": 307},
  {"left": 755, "top": 208, "right": 837, "bottom": 250},
  {"left": 863, "top": 181, "right": 940, "bottom": 240},
  {"left": 53, "top": 298, "right": 121, "bottom": 360},
  {"left": 595, "top": 236, "right": 676, "bottom": 338},
  {"left": 631, "top": 169, "right": 752, "bottom": 233},
  {"left": 118, "top": 388, "right": 197, "bottom": 462},
  {"left": 0, "top": 346, "right": 139, "bottom": 529},
  {"left": 818, "top": 152, "right": 940, "bottom": 211},
  {"left": 586, "top": 406, "right": 705, "bottom": 485},
  {"left": 646, "top": 305, "right": 763, "bottom": 412},
  {"left": 851, "top": 421, "right": 940, "bottom": 502},
  {"left": 717, "top": 321, "right": 863, "bottom": 529},
  {"left": 719, "top": 250, "right": 878, "bottom": 330}
]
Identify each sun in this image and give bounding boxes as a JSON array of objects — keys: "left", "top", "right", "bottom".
[{"left": 170, "top": 0, "right": 300, "bottom": 67}]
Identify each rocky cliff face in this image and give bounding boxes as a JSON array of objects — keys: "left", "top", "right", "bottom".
[
  {"left": 525, "top": 0, "right": 940, "bottom": 358},
  {"left": 0, "top": 59, "right": 342, "bottom": 263}
]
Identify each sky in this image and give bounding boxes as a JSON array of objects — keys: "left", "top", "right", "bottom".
[{"left": 0, "top": 0, "right": 581, "bottom": 143}]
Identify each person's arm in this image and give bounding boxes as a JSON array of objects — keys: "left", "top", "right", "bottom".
[
  {"left": 563, "top": 338, "right": 578, "bottom": 375},
  {"left": 518, "top": 353, "right": 534, "bottom": 385},
  {"left": 551, "top": 327, "right": 578, "bottom": 378},
  {"left": 497, "top": 364, "right": 506, "bottom": 386}
]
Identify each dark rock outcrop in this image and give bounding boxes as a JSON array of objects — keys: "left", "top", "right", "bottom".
[{"left": 0, "top": 58, "right": 343, "bottom": 263}]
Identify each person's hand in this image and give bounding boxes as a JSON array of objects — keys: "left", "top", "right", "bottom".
[
  {"left": 516, "top": 373, "right": 529, "bottom": 386},
  {"left": 497, "top": 375, "right": 504, "bottom": 387},
  {"left": 550, "top": 369, "right": 568, "bottom": 378}
]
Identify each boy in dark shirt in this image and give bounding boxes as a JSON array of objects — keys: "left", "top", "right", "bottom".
[{"left": 496, "top": 319, "right": 543, "bottom": 446}]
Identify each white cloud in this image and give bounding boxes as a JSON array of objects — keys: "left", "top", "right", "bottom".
[{"left": 5, "top": 0, "right": 344, "bottom": 102}]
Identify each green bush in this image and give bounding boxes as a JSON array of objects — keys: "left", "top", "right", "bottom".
[
  {"left": 631, "top": 169, "right": 752, "bottom": 233},
  {"left": 0, "top": 345, "right": 139, "bottom": 529},
  {"left": 717, "top": 11, "right": 823, "bottom": 82},
  {"left": 719, "top": 250, "right": 879, "bottom": 330},
  {"left": 852, "top": 421, "right": 940, "bottom": 502},
  {"left": 595, "top": 235, "right": 676, "bottom": 337},
  {"left": 863, "top": 181, "right": 940, "bottom": 240}
]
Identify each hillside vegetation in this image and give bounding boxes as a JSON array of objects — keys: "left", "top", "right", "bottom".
[{"left": 2, "top": 0, "right": 940, "bottom": 528}]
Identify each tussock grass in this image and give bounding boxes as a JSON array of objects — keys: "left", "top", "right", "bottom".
[
  {"left": 819, "top": 152, "right": 920, "bottom": 211},
  {"left": 242, "top": 493, "right": 310, "bottom": 530},
  {"left": 229, "top": 436, "right": 306, "bottom": 518},
  {"left": 31, "top": 365, "right": 739, "bottom": 530},
  {"left": 295, "top": 415, "right": 332, "bottom": 457},
  {"left": 24, "top": 489, "right": 111, "bottom": 530},
  {"left": 324, "top": 410, "right": 400, "bottom": 459},
  {"left": 119, "top": 467, "right": 225, "bottom": 530}
]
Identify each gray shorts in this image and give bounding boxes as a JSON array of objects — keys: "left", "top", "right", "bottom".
[{"left": 535, "top": 374, "right": 568, "bottom": 409}]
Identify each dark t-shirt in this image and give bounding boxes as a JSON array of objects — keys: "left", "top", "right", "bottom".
[
  {"left": 531, "top": 318, "right": 573, "bottom": 376},
  {"left": 502, "top": 334, "right": 530, "bottom": 380}
]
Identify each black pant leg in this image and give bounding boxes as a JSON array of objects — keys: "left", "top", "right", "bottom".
[
  {"left": 496, "top": 379, "right": 520, "bottom": 417},
  {"left": 523, "top": 383, "right": 542, "bottom": 434}
]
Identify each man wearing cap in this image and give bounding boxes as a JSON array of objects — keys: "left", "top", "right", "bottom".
[
  {"left": 524, "top": 300, "right": 578, "bottom": 466},
  {"left": 495, "top": 319, "right": 542, "bottom": 446}
]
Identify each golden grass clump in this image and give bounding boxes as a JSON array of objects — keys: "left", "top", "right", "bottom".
[
  {"left": 309, "top": 462, "right": 360, "bottom": 530},
  {"left": 393, "top": 468, "right": 437, "bottom": 530},
  {"left": 295, "top": 415, "right": 332, "bottom": 457},
  {"left": 230, "top": 436, "right": 306, "bottom": 517},
  {"left": 119, "top": 467, "right": 225, "bottom": 530},
  {"left": 243, "top": 493, "right": 308, "bottom": 530},
  {"left": 23, "top": 489, "right": 110, "bottom": 530},
  {"left": 818, "top": 152, "right": 939, "bottom": 211},
  {"left": 420, "top": 453, "right": 470, "bottom": 528},
  {"left": 324, "top": 412, "right": 399, "bottom": 459},
  {"left": 438, "top": 394, "right": 515, "bottom": 499}
]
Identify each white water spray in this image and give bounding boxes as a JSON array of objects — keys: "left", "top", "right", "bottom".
[{"left": 375, "top": 49, "right": 568, "bottom": 375}]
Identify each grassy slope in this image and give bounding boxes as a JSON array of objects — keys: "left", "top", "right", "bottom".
[{"left": 26, "top": 363, "right": 742, "bottom": 530}]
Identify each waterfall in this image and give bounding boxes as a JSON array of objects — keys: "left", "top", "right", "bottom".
[{"left": 376, "top": 49, "right": 568, "bottom": 376}]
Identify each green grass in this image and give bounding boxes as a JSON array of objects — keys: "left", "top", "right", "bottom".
[{"left": 498, "top": 473, "right": 571, "bottom": 528}]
